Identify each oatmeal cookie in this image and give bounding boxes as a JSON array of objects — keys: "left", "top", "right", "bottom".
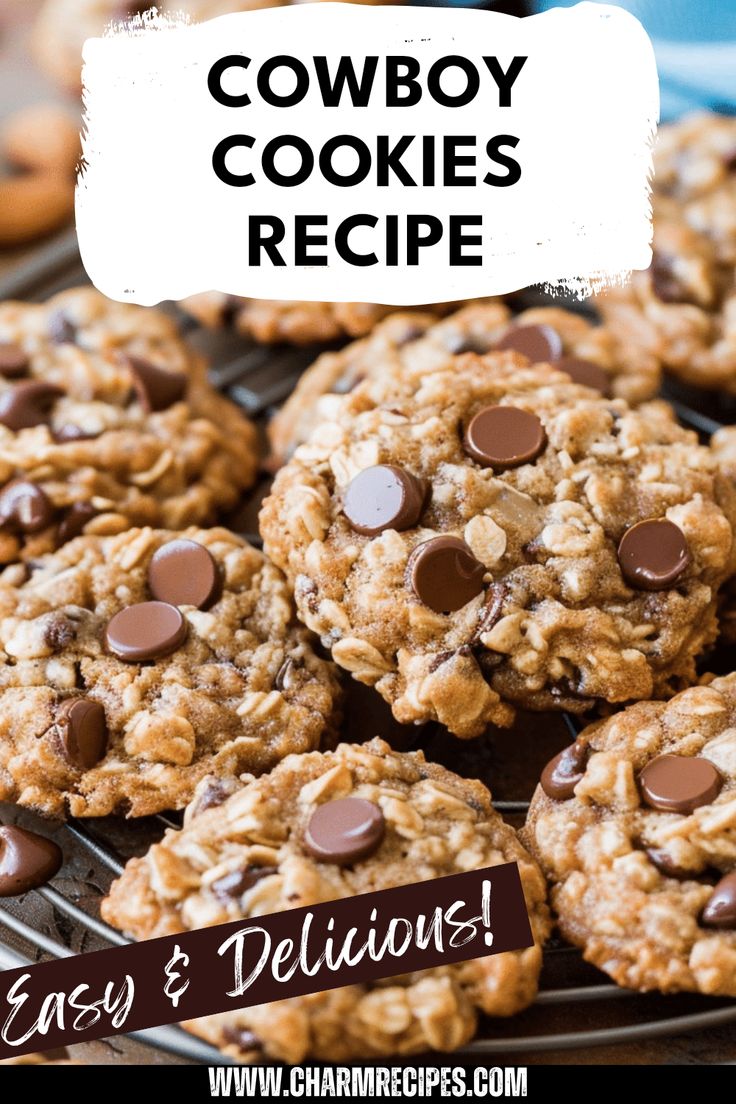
[
  {"left": 102, "top": 737, "right": 549, "bottom": 1062},
  {"left": 260, "top": 352, "right": 736, "bottom": 737},
  {"left": 0, "top": 288, "right": 258, "bottom": 563},
  {"left": 597, "top": 113, "right": 736, "bottom": 393},
  {"left": 34, "top": 0, "right": 395, "bottom": 95},
  {"left": 268, "top": 302, "right": 660, "bottom": 464},
  {"left": 523, "top": 676, "right": 736, "bottom": 995},
  {"left": 0, "top": 526, "right": 340, "bottom": 818}
]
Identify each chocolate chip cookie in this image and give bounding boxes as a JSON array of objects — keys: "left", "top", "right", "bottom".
[
  {"left": 597, "top": 113, "right": 736, "bottom": 393},
  {"left": 0, "top": 526, "right": 340, "bottom": 817},
  {"left": 260, "top": 352, "right": 736, "bottom": 737},
  {"left": 523, "top": 676, "right": 736, "bottom": 995},
  {"left": 101, "top": 737, "right": 549, "bottom": 1062},
  {"left": 0, "top": 288, "right": 258, "bottom": 564},
  {"left": 268, "top": 303, "right": 660, "bottom": 465}
]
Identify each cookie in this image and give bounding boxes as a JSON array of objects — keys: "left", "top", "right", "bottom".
[
  {"left": 101, "top": 737, "right": 549, "bottom": 1062},
  {"left": 0, "top": 526, "right": 340, "bottom": 818},
  {"left": 597, "top": 113, "right": 736, "bottom": 393},
  {"left": 268, "top": 302, "right": 660, "bottom": 464},
  {"left": 260, "top": 352, "right": 736, "bottom": 737},
  {"left": 34, "top": 0, "right": 396, "bottom": 95},
  {"left": 0, "top": 288, "right": 258, "bottom": 564},
  {"left": 523, "top": 676, "right": 736, "bottom": 996}
]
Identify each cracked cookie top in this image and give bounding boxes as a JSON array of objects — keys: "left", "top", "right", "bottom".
[
  {"left": 0, "top": 288, "right": 258, "bottom": 563},
  {"left": 102, "top": 737, "right": 549, "bottom": 1063},
  {"left": 261, "top": 352, "right": 736, "bottom": 737},
  {"left": 0, "top": 525, "right": 340, "bottom": 818},
  {"left": 268, "top": 302, "right": 660, "bottom": 464},
  {"left": 523, "top": 676, "right": 736, "bottom": 996}
]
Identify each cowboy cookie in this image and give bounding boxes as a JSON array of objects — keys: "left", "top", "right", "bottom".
[
  {"left": 102, "top": 737, "right": 549, "bottom": 1062},
  {"left": 0, "top": 526, "right": 340, "bottom": 818},
  {"left": 261, "top": 352, "right": 736, "bottom": 737}
]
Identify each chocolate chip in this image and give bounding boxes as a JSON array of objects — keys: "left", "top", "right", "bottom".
[
  {"left": 0, "top": 480, "right": 55, "bottom": 533},
  {"left": 639, "top": 754, "right": 722, "bottom": 814},
  {"left": 701, "top": 872, "right": 736, "bottom": 928},
  {"left": 148, "top": 539, "right": 221, "bottom": 609},
  {"left": 618, "top": 519, "right": 690, "bottom": 591},
  {"left": 0, "top": 343, "right": 29, "bottom": 378},
  {"left": 464, "top": 405, "right": 547, "bottom": 470},
  {"left": 650, "top": 252, "right": 696, "bottom": 305},
  {"left": 56, "top": 501, "right": 97, "bottom": 546},
  {"left": 124, "top": 355, "right": 187, "bottom": 412},
  {"left": 343, "top": 465, "right": 427, "bottom": 536},
  {"left": 540, "top": 739, "right": 588, "bottom": 800},
  {"left": 211, "top": 866, "right": 278, "bottom": 902},
  {"left": 53, "top": 424, "right": 100, "bottom": 443},
  {"left": 105, "top": 601, "right": 188, "bottom": 662},
  {"left": 493, "top": 324, "right": 563, "bottom": 363},
  {"left": 54, "top": 698, "right": 108, "bottom": 770},
  {"left": 447, "top": 334, "right": 494, "bottom": 355},
  {"left": 0, "top": 380, "right": 64, "bottom": 431},
  {"left": 556, "top": 356, "right": 612, "bottom": 396},
  {"left": 0, "top": 825, "right": 63, "bottom": 897},
  {"left": 408, "top": 535, "right": 485, "bottom": 614},
  {"left": 44, "top": 614, "right": 77, "bottom": 651},
  {"left": 275, "top": 657, "right": 300, "bottom": 692},
  {"left": 221, "top": 1026, "right": 262, "bottom": 1052},
  {"left": 304, "top": 797, "right": 385, "bottom": 865},
  {"left": 48, "top": 311, "right": 76, "bottom": 345},
  {"left": 476, "top": 581, "right": 507, "bottom": 638},
  {"left": 191, "top": 778, "right": 239, "bottom": 817},
  {"left": 646, "top": 848, "right": 700, "bottom": 881}
]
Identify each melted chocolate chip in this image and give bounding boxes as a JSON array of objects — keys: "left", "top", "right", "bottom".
[
  {"left": 54, "top": 698, "right": 108, "bottom": 770},
  {"left": 124, "top": 355, "right": 187, "bottom": 413},
  {"left": 0, "top": 480, "right": 55, "bottom": 533},
  {"left": 53, "top": 424, "right": 100, "bottom": 443},
  {"left": 56, "top": 501, "right": 97, "bottom": 546},
  {"left": 148, "top": 539, "right": 221, "bottom": 609},
  {"left": 304, "top": 798, "right": 385, "bottom": 865},
  {"left": 701, "top": 872, "right": 736, "bottom": 928},
  {"left": 44, "top": 614, "right": 77, "bottom": 651},
  {"left": 646, "top": 847, "right": 701, "bottom": 881},
  {"left": 211, "top": 865, "right": 278, "bottom": 902},
  {"left": 0, "top": 343, "right": 29, "bottom": 378},
  {"left": 0, "top": 825, "right": 63, "bottom": 897},
  {"left": 105, "top": 601, "right": 188, "bottom": 662},
  {"left": 639, "top": 754, "right": 722, "bottom": 814},
  {"left": 540, "top": 739, "right": 588, "bottom": 800},
  {"left": 463, "top": 405, "right": 546, "bottom": 471},
  {"left": 618, "top": 519, "right": 690, "bottom": 591},
  {"left": 556, "top": 356, "right": 612, "bottom": 396},
  {"left": 0, "top": 380, "right": 64, "bottom": 431},
  {"left": 191, "top": 779, "right": 239, "bottom": 817},
  {"left": 48, "top": 311, "right": 76, "bottom": 345},
  {"left": 651, "top": 252, "right": 695, "bottom": 305},
  {"left": 343, "top": 465, "right": 427, "bottom": 536},
  {"left": 221, "top": 1026, "right": 262, "bottom": 1052},
  {"left": 408, "top": 536, "right": 486, "bottom": 614},
  {"left": 275, "top": 657, "right": 300, "bottom": 692}
]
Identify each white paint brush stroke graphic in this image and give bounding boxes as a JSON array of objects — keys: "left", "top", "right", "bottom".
[{"left": 76, "top": 2, "right": 659, "bottom": 306}]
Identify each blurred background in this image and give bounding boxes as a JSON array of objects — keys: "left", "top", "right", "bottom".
[{"left": 0, "top": 0, "right": 734, "bottom": 277}]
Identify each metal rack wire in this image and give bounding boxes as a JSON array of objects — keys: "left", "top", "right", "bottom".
[{"left": 1, "top": 229, "right": 735, "bottom": 1063}]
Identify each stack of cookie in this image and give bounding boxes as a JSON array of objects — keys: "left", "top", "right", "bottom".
[{"left": 6, "top": 112, "right": 736, "bottom": 1067}]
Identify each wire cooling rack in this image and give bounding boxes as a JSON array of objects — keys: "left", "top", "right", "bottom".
[{"left": 1, "top": 229, "right": 736, "bottom": 1064}]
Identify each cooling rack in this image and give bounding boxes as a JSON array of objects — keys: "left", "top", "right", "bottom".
[{"left": 1, "top": 228, "right": 735, "bottom": 1065}]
